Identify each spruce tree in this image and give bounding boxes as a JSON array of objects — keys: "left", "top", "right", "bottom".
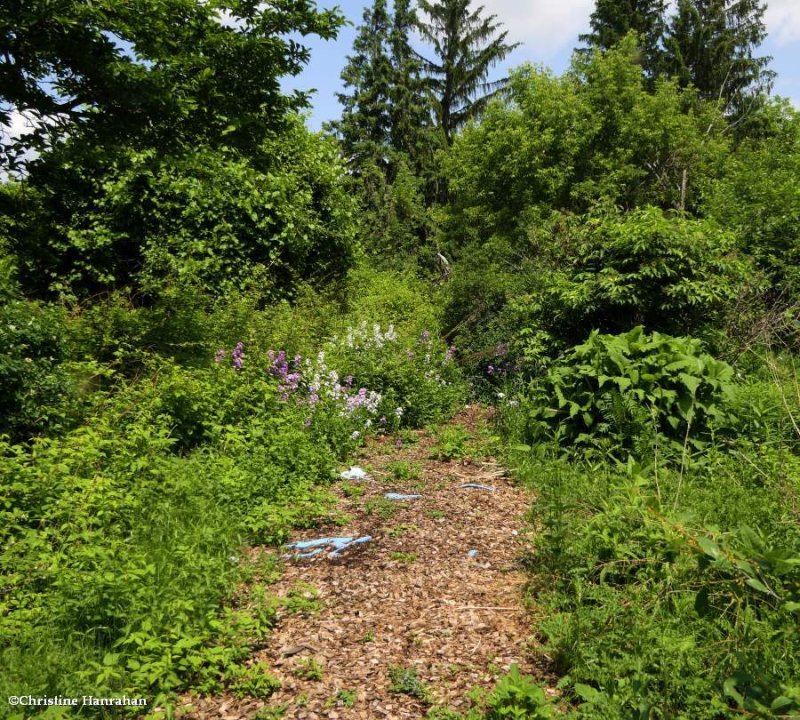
[
  {"left": 416, "top": 0, "right": 519, "bottom": 143},
  {"left": 664, "top": 0, "right": 774, "bottom": 117},
  {"left": 333, "top": 0, "right": 431, "bottom": 257},
  {"left": 334, "top": 0, "right": 393, "bottom": 165},
  {"left": 389, "top": 0, "right": 439, "bottom": 170},
  {"left": 579, "top": 0, "right": 668, "bottom": 79}
]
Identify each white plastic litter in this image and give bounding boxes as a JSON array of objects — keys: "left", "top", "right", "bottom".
[
  {"left": 340, "top": 466, "right": 369, "bottom": 481},
  {"left": 286, "top": 536, "right": 373, "bottom": 559},
  {"left": 384, "top": 492, "right": 421, "bottom": 501}
]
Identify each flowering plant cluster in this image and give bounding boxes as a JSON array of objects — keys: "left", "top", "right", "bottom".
[
  {"left": 328, "top": 322, "right": 464, "bottom": 428},
  {"left": 213, "top": 322, "right": 464, "bottom": 440},
  {"left": 486, "top": 342, "right": 519, "bottom": 379},
  {"left": 341, "top": 320, "right": 398, "bottom": 350},
  {"left": 214, "top": 341, "right": 401, "bottom": 439}
]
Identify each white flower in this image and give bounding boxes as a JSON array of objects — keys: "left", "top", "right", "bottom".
[{"left": 351, "top": 431, "right": 361, "bottom": 440}]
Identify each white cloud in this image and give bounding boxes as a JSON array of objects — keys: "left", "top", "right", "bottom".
[
  {"left": 478, "top": 1, "right": 800, "bottom": 58},
  {"left": 476, "top": 0, "right": 594, "bottom": 59},
  {"left": 2, "top": 108, "right": 38, "bottom": 140},
  {"left": 765, "top": 0, "right": 800, "bottom": 46},
  {"left": 1, "top": 110, "right": 38, "bottom": 179}
]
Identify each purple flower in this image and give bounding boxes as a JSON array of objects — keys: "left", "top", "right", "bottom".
[
  {"left": 344, "top": 375, "right": 354, "bottom": 387},
  {"left": 214, "top": 349, "right": 226, "bottom": 364},
  {"left": 487, "top": 365, "right": 496, "bottom": 376},
  {"left": 420, "top": 330, "right": 431, "bottom": 343},
  {"left": 268, "top": 349, "right": 301, "bottom": 393},
  {"left": 232, "top": 342, "right": 244, "bottom": 370},
  {"left": 304, "top": 417, "right": 312, "bottom": 428},
  {"left": 445, "top": 346, "right": 456, "bottom": 362}
]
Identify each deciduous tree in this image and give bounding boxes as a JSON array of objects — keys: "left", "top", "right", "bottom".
[{"left": 0, "top": 0, "right": 344, "bottom": 168}]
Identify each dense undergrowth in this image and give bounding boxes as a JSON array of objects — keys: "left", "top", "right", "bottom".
[
  {"left": 499, "top": 332, "right": 800, "bottom": 718},
  {"left": 0, "top": 268, "right": 465, "bottom": 717},
  {"left": 3, "top": 2, "right": 800, "bottom": 717}
]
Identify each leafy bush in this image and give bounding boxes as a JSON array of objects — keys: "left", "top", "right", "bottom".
[
  {"left": 7, "top": 118, "right": 357, "bottom": 300},
  {"left": 483, "top": 666, "right": 554, "bottom": 719},
  {"left": 444, "top": 208, "right": 756, "bottom": 382},
  {"left": 0, "top": 257, "right": 109, "bottom": 440},
  {"left": 511, "top": 208, "right": 756, "bottom": 353},
  {"left": 521, "top": 327, "right": 736, "bottom": 455},
  {"left": 705, "top": 100, "right": 800, "bottom": 302},
  {"left": 504, "top": 442, "right": 800, "bottom": 719}
]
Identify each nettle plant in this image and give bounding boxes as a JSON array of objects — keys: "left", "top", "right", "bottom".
[{"left": 524, "top": 327, "right": 736, "bottom": 454}]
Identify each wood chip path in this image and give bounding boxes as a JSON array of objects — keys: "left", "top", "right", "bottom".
[{"left": 180, "top": 405, "right": 542, "bottom": 719}]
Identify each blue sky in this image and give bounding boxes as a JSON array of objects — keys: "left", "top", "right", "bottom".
[
  {"left": 5, "top": 0, "right": 798, "bottom": 142},
  {"left": 287, "top": 0, "right": 800, "bottom": 130}
]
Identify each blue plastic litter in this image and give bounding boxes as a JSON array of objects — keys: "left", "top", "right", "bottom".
[
  {"left": 461, "top": 483, "right": 496, "bottom": 492},
  {"left": 468, "top": 549, "right": 478, "bottom": 558},
  {"left": 286, "top": 536, "right": 373, "bottom": 558},
  {"left": 384, "top": 493, "right": 421, "bottom": 501}
]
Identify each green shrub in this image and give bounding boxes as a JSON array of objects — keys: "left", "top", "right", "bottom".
[
  {"left": 8, "top": 118, "right": 357, "bottom": 300},
  {"left": 0, "top": 261, "right": 108, "bottom": 440},
  {"left": 430, "top": 426, "right": 470, "bottom": 461},
  {"left": 483, "top": 666, "right": 553, "bottom": 720},
  {"left": 510, "top": 208, "right": 757, "bottom": 356},
  {"left": 705, "top": 100, "right": 800, "bottom": 302},
  {"left": 443, "top": 207, "right": 756, "bottom": 383},
  {"left": 505, "top": 424, "right": 800, "bottom": 718},
  {"left": 521, "top": 327, "right": 736, "bottom": 456}
]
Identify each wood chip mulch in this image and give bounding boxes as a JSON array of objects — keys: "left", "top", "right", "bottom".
[{"left": 178, "top": 405, "right": 547, "bottom": 720}]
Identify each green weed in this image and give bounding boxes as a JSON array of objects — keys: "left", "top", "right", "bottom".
[
  {"left": 387, "top": 523, "right": 418, "bottom": 537},
  {"left": 388, "top": 665, "right": 433, "bottom": 702},
  {"left": 293, "top": 657, "right": 324, "bottom": 681},
  {"left": 431, "top": 426, "right": 470, "bottom": 461},
  {"left": 282, "top": 583, "right": 323, "bottom": 617}
]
